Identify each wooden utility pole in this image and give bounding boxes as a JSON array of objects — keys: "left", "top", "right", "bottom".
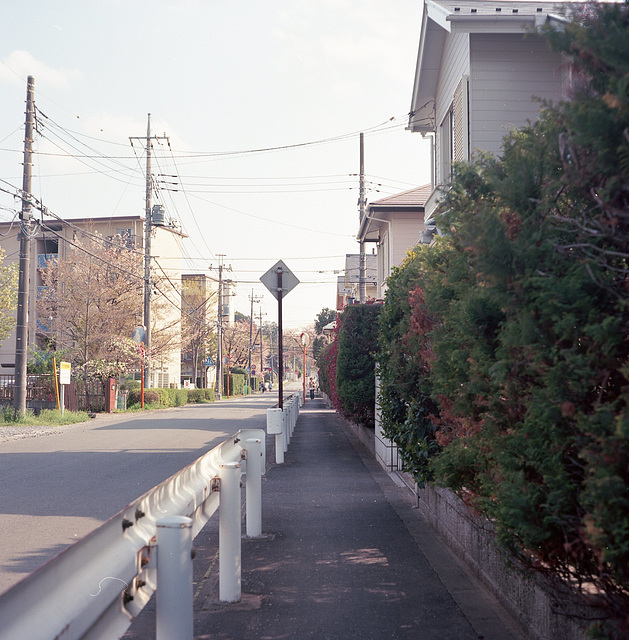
[
  {"left": 14, "top": 76, "right": 35, "bottom": 416},
  {"left": 358, "top": 132, "right": 367, "bottom": 303},
  {"left": 130, "top": 114, "right": 168, "bottom": 390}
]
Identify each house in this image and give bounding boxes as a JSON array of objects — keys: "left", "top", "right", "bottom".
[
  {"left": 336, "top": 253, "right": 378, "bottom": 310},
  {"left": 357, "top": 185, "right": 431, "bottom": 298},
  {"left": 0, "top": 214, "right": 185, "bottom": 388},
  {"left": 409, "top": 0, "right": 573, "bottom": 226},
  {"left": 372, "top": 0, "right": 576, "bottom": 473}
]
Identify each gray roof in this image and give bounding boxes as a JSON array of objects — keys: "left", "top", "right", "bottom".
[{"left": 369, "top": 185, "right": 431, "bottom": 209}]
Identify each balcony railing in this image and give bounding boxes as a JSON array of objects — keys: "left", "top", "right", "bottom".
[{"left": 37, "top": 253, "right": 58, "bottom": 270}]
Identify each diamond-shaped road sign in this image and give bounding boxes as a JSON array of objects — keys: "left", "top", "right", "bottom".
[{"left": 260, "top": 260, "right": 300, "bottom": 300}]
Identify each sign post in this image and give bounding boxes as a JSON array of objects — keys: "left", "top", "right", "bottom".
[
  {"left": 260, "top": 260, "right": 299, "bottom": 409},
  {"left": 59, "top": 361, "right": 71, "bottom": 416}
]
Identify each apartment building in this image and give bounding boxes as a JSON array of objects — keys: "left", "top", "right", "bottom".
[{"left": 0, "top": 213, "right": 184, "bottom": 388}]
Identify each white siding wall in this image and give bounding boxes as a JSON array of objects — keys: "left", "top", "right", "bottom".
[
  {"left": 435, "top": 33, "right": 470, "bottom": 186},
  {"left": 469, "top": 33, "right": 565, "bottom": 156},
  {"left": 390, "top": 213, "right": 425, "bottom": 268}
]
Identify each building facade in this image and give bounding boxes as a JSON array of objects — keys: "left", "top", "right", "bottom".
[
  {"left": 0, "top": 214, "right": 185, "bottom": 388},
  {"left": 409, "top": 0, "right": 573, "bottom": 225},
  {"left": 357, "top": 185, "right": 431, "bottom": 298},
  {"left": 336, "top": 253, "right": 378, "bottom": 310},
  {"left": 181, "top": 273, "right": 218, "bottom": 389}
]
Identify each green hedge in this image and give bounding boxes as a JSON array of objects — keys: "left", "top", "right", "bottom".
[
  {"left": 187, "top": 388, "right": 216, "bottom": 403},
  {"left": 127, "top": 386, "right": 215, "bottom": 407},
  {"left": 335, "top": 304, "right": 381, "bottom": 429},
  {"left": 224, "top": 373, "right": 245, "bottom": 396},
  {"left": 373, "top": 6, "right": 629, "bottom": 634}
]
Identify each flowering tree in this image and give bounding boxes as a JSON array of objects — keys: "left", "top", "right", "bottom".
[
  {"left": 0, "top": 247, "right": 17, "bottom": 342},
  {"left": 37, "top": 233, "right": 143, "bottom": 380}
]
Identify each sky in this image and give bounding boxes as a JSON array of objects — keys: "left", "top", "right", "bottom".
[{"left": 0, "top": 0, "right": 432, "bottom": 330}]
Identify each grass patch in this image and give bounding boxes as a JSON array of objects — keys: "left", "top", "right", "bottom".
[{"left": 0, "top": 407, "right": 90, "bottom": 426}]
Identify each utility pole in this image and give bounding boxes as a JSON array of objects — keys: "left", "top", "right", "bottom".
[
  {"left": 216, "top": 258, "right": 224, "bottom": 399},
  {"left": 258, "top": 308, "right": 265, "bottom": 383},
  {"left": 248, "top": 290, "right": 261, "bottom": 389},
  {"left": 211, "top": 255, "right": 231, "bottom": 399},
  {"left": 358, "top": 132, "right": 367, "bottom": 303},
  {"left": 130, "top": 114, "right": 168, "bottom": 390},
  {"left": 14, "top": 76, "right": 35, "bottom": 416}
]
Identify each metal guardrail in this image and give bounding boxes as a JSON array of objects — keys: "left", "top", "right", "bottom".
[
  {"left": 267, "top": 393, "right": 301, "bottom": 464},
  {"left": 0, "top": 428, "right": 266, "bottom": 640}
]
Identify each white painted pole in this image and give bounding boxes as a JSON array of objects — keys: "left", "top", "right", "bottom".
[
  {"left": 156, "top": 516, "right": 193, "bottom": 640},
  {"left": 283, "top": 410, "right": 288, "bottom": 453},
  {"left": 219, "top": 462, "right": 241, "bottom": 603},
  {"left": 245, "top": 438, "right": 262, "bottom": 538},
  {"left": 274, "top": 433, "right": 284, "bottom": 464},
  {"left": 267, "top": 407, "right": 284, "bottom": 464}
]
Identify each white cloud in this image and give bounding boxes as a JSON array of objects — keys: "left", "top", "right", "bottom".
[{"left": 0, "top": 51, "right": 81, "bottom": 88}]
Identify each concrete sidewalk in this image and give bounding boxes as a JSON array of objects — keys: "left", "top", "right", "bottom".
[{"left": 124, "top": 396, "right": 524, "bottom": 640}]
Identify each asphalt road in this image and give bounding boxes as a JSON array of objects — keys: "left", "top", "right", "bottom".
[{"left": 0, "top": 393, "right": 279, "bottom": 595}]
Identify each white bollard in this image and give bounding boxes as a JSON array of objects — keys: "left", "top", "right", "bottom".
[
  {"left": 282, "top": 409, "right": 289, "bottom": 453},
  {"left": 267, "top": 407, "right": 284, "bottom": 464},
  {"left": 245, "top": 438, "right": 262, "bottom": 538},
  {"left": 156, "top": 516, "right": 193, "bottom": 640},
  {"left": 219, "top": 462, "right": 242, "bottom": 603}
]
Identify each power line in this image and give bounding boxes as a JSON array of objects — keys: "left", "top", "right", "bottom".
[{"left": 185, "top": 192, "right": 355, "bottom": 238}]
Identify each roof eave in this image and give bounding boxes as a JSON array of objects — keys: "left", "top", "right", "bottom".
[{"left": 448, "top": 13, "right": 538, "bottom": 34}]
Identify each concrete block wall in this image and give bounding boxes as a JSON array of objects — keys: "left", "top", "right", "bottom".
[{"left": 415, "top": 484, "right": 591, "bottom": 640}]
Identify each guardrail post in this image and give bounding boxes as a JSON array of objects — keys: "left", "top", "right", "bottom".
[
  {"left": 156, "top": 516, "right": 193, "bottom": 640},
  {"left": 267, "top": 407, "right": 284, "bottom": 464},
  {"left": 245, "top": 438, "right": 262, "bottom": 538},
  {"left": 219, "top": 462, "right": 242, "bottom": 603},
  {"left": 282, "top": 409, "right": 289, "bottom": 453}
]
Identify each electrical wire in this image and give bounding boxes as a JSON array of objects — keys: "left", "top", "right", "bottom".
[
  {"left": 185, "top": 192, "right": 355, "bottom": 238},
  {"left": 39, "top": 221, "right": 145, "bottom": 282},
  {"left": 165, "top": 141, "right": 217, "bottom": 259}
]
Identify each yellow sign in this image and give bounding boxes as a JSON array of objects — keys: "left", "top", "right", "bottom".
[{"left": 59, "top": 361, "right": 71, "bottom": 385}]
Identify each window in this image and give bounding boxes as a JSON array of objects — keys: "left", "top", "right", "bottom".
[
  {"left": 440, "top": 107, "right": 454, "bottom": 183},
  {"left": 439, "top": 76, "right": 469, "bottom": 185}
]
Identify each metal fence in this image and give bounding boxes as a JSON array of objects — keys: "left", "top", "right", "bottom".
[
  {"left": 0, "top": 427, "right": 267, "bottom": 640},
  {"left": 0, "top": 375, "right": 104, "bottom": 412}
]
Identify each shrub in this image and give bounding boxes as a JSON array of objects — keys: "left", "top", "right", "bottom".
[
  {"left": 224, "top": 373, "right": 245, "bottom": 396},
  {"left": 335, "top": 304, "right": 381, "bottom": 428},
  {"left": 188, "top": 389, "right": 209, "bottom": 403},
  {"left": 376, "top": 6, "right": 629, "bottom": 630}
]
